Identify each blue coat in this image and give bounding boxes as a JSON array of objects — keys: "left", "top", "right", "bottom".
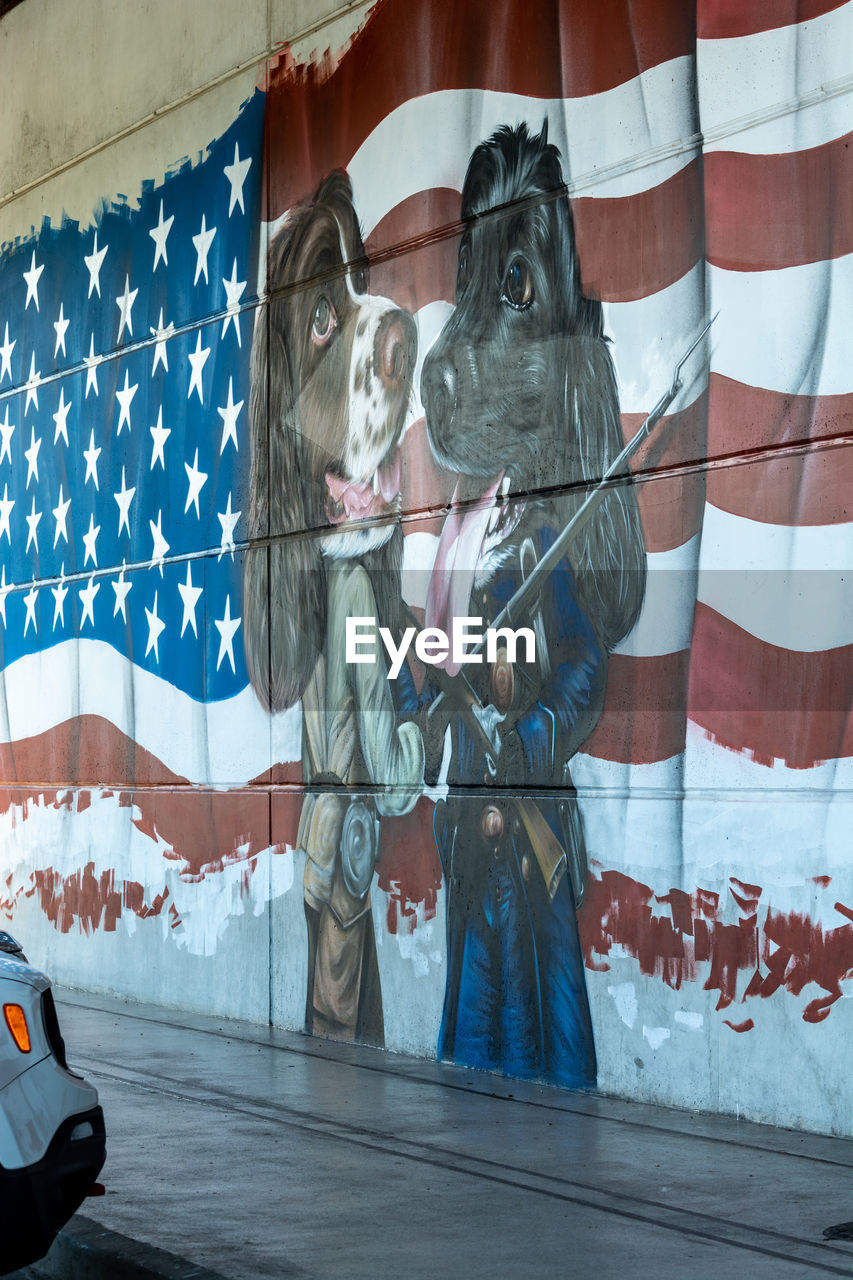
[{"left": 426, "top": 526, "right": 605, "bottom": 1089}]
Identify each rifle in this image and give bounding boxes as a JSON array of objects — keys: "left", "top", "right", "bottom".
[{"left": 420, "top": 315, "right": 716, "bottom": 903}]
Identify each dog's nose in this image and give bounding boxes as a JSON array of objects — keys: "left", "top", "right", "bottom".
[
  {"left": 376, "top": 311, "right": 416, "bottom": 388},
  {"left": 420, "top": 349, "right": 456, "bottom": 441}
]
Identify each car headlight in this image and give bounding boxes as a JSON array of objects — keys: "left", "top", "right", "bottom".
[{"left": 3, "top": 1003, "right": 31, "bottom": 1053}]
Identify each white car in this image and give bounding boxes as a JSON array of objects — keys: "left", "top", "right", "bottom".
[{"left": 0, "top": 932, "right": 106, "bottom": 1274}]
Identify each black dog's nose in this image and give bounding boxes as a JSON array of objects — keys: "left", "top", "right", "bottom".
[
  {"left": 421, "top": 349, "right": 456, "bottom": 444},
  {"left": 376, "top": 310, "right": 416, "bottom": 388}
]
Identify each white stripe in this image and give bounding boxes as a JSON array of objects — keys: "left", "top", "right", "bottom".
[
  {"left": 573, "top": 753, "right": 686, "bottom": 872},
  {"left": 709, "top": 254, "right": 853, "bottom": 397},
  {"left": 348, "top": 59, "right": 700, "bottom": 239},
  {"left": 614, "top": 536, "right": 699, "bottom": 658},
  {"left": 699, "top": 4, "right": 853, "bottom": 155},
  {"left": 0, "top": 640, "right": 301, "bottom": 787},
  {"left": 697, "top": 505, "right": 853, "bottom": 652},
  {"left": 603, "top": 263, "right": 708, "bottom": 415}
]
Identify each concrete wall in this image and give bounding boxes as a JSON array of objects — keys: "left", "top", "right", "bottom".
[{"left": 1, "top": 0, "right": 851, "bottom": 1136}]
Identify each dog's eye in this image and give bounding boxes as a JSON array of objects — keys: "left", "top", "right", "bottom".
[
  {"left": 311, "top": 296, "right": 337, "bottom": 345},
  {"left": 503, "top": 258, "right": 533, "bottom": 310}
]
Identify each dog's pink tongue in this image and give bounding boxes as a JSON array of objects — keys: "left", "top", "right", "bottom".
[
  {"left": 425, "top": 475, "right": 502, "bottom": 675},
  {"left": 378, "top": 449, "right": 401, "bottom": 504}
]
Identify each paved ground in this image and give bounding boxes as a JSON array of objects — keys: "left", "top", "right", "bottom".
[{"left": 30, "top": 989, "right": 853, "bottom": 1279}]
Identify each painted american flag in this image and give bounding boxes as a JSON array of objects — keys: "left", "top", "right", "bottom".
[{"left": 1, "top": 0, "right": 851, "bottom": 1096}]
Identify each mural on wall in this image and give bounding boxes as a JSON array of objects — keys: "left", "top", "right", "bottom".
[
  {"left": 242, "top": 171, "right": 424, "bottom": 1044},
  {"left": 0, "top": 0, "right": 851, "bottom": 1125},
  {"left": 415, "top": 121, "right": 647, "bottom": 1087}
]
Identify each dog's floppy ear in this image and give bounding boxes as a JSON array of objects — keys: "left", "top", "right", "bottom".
[
  {"left": 243, "top": 220, "right": 327, "bottom": 711},
  {"left": 561, "top": 309, "right": 647, "bottom": 651}
]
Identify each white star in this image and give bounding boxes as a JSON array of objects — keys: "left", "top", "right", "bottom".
[
  {"left": 221, "top": 259, "right": 246, "bottom": 346},
  {"left": 149, "top": 200, "right": 174, "bottom": 271},
  {"left": 112, "top": 563, "right": 132, "bottom": 623},
  {"left": 216, "top": 377, "right": 244, "bottom": 455},
  {"left": 0, "top": 323, "right": 14, "bottom": 383},
  {"left": 116, "top": 274, "right": 138, "bottom": 341},
  {"left": 150, "top": 308, "right": 174, "bottom": 374},
  {"left": 84, "top": 334, "right": 102, "bottom": 397},
  {"left": 84, "top": 231, "right": 108, "bottom": 298},
  {"left": 115, "top": 368, "right": 138, "bottom": 435},
  {"left": 214, "top": 594, "right": 241, "bottom": 673},
  {"left": 187, "top": 331, "right": 210, "bottom": 403},
  {"left": 150, "top": 408, "right": 170, "bottom": 470},
  {"left": 82, "top": 511, "right": 100, "bottom": 567},
  {"left": 52, "top": 485, "right": 71, "bottom": 547},
  {"left": 25, "top": 496, "right": 41, "bottom": 553},
  {"left": 24, "top": 353, "right": 41, "bottom": 413},
  {"left": 24, "top": 426, "right": 41, "bottom": 487},
  {"left": 224, "top": 143, "right": 251, "bottom": 216},
  {"left": 0, "top": 567, "right": 9, "bottom": 626},
  {"left": 83, "top": 429, "right": 101, "bottom": 490},
  {"left": 23, "top": 586, "right": 38, "bottom": 636},
  {"left": 52, "top": 302, "right": 70, "bottom": 360},
  {"left": 0, "top": 486, "right": 14, "bottom": 543},
  {"left": 0, "top": 406, "right": 14, "bottom": 464},
  {"left": 51, "top": 570, "right": 68, "bottom": 630},
  {"left": 192, "top": 213, "right": 216, "bottom": 285},
  {"left": 177, "top": 561, "right": 203, "bottom": 638},
  {"left": 114, "top": 466, "right": 135, "bottom": 536},
  {"left": 23, "top": 251, "right": 44, "bottom": 312},
  {"left": 79, "top": 575, "right": 100, "bottom": 629},
  {"left": 144, "top": 590, "right": 166, "bottom": 661},
  {"left": 149, "top": 509, "right": 169, "bottom": 573},
  {"left": 217, "top": 492, "right": 241, "bottom": 559},
  {"left": 184, "top": 449, "right": 208, "bottom": 518},
  {"left": 52, "top": 387, "right": 72, "bottom": 446}
]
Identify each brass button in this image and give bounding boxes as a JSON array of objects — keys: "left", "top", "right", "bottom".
[
  {"left": 521, "top": 855, "right": 531, "bottom": 881},
  {"left": 481, "top": 804, "right": 503, "bottom": 841},
  {"left": 489, "top": 644, "right": 514, "bottom": 713}
]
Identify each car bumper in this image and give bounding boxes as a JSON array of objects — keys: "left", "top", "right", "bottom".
[{"left": 0, "top": 1104, "right": 106, "bottom": 1273}]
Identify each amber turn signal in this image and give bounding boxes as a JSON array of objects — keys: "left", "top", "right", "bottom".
[{"left": 3, "top": 1003, "right": 31, "bottom": 1053}]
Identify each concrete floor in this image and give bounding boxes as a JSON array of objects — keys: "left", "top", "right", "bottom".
[{"left": 50, "top": 990, "right": 853, "bottom": 1280}]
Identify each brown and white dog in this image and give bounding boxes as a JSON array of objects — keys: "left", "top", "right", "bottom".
[
  {"left": 243, "top": 170, "right": 416, "bottom": 712},
  {"left": 243, "top": 170, "right": 420, "bottom": 1045}
]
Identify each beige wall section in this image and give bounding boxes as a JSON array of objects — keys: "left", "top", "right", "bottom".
[
  {"left": 0, "top": 64, "right": 261, "bottom": 246},
  {"left": 0, "top": 0, "right": 372, "bottom": 240},
  {"left": 0, "top": 0, "right": 267, "bottom": 196}
]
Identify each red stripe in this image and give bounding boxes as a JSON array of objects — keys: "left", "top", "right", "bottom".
[
  {"left": 0, "top": 716, "right": 303, "bottom": 876},
  {"left": 624, "top": 392, "right": 708, "bottom": 553},
  {"left": 573, "top": 160, "right": 703, "bottom": 303},
  {"left": 688, "top": 603, "right": 853, "bottom": 768},
  {"left": 367, "top": 162, "right": 703, "bottom": 308},
  {"left": 366, "top": 191, "right": 460, "bottom": 317},
  {"left": 705, "top": 135, "right": 853, "bottom": 273},
  {"left": 579, "top": 867, "right": 853, "bottom": 1025},
  {"left": 267, "top": 0, "right": 695, "bottom": 218},
  {"left": 697, "top": 0, "right": 848, "bottom": 40},
  {"left": 377, "top": 797, "right": 442, "bottom": 930},
  {"left": 585, "top": 651, "right": 690, "bottom": 763},
  {"left": 706, "top": 376, "right": 853, "bottom": 526}
]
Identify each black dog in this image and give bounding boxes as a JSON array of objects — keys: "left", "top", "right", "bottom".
[{"left": 419, "top": 121, "right": 646, "bottom": 1088}]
